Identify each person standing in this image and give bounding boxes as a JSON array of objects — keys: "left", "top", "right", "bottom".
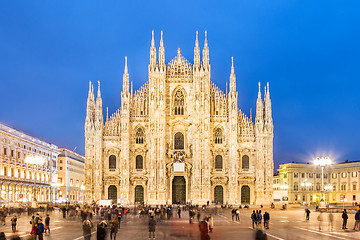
[
  {"left": 231, "top": 209, "right": 235, "bottom": 221},
  {"left": 317, "top": 212, "right": 323, "bottom": 231},
  {"left": 208, "top": 214, "right": 214, "bottom": 233},
  {"left": 82, "top": 220, "right": 93, "bottom": 240},
  {"left": 342, "top": 209, "right": 348, "bottom": 229},
  {"left": 178, "top": 207, "right": 181, "bottom": 218},
  {"left": 11, "top": 215, "right": 17, "bottom": 232},
  {"left": 235, "top": 209, "right": 240, "bottom": 221},
  {"left": 36, "top": 219, "right": 45, "bottom": 240},
  {"left": 110, "top": 220, "right": 118, "bottom": 240},
  {"left": 148, "top": 216, "right": 156, "bottom": 239},
  {"left": 353, "top": 210, "right": 360, "bottom": 230},
  {"left": 305, "top": 209, "right": 310, "bottom": 220},
  {"left": 258, "top": 210, "right": 262, "bottom": 225},
  {"left": 251, "top": 211, "right": 257, "bottom": 229},
  {"left": 44, "top": 214, "right": 50, "bottom": 234},
  {"left": 96, "top": 220, "right": 107, "bottom": 240},
  {"left": 263, "top": 212, "right": 270, "bottom": 229},
  {"left": 328, "top": 213, "right": 334, "bottom": 231}
]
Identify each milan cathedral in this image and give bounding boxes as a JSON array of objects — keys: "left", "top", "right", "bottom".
[{"left": 84, "top": 31, "right": 274, "bottom": 205}]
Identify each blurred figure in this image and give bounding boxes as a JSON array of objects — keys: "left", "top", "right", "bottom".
[
  {"left": 255, "top": 225, "right": 267, "bottom": 240},
  {"left": 199, "top": 217, "right": 210, "bottom": 240},
  {"left": 83, "top": 220, "right": 93, "bottom": 240},
  {"left": 96, "top": 220, "right": 107, "bottom": 240},
  {"left": 251, "top": 211, "right": 257, "bottom": 229},
  {"left": 317, "top": 212, "right": 323, "bottom": 230},
  {"left": 148, "top": 216, "right": 156, "bottom": 239},
  {"left": 263, "top": 212, "right": 270, "bottom": 229},
  {"left": 11, "top": 215, "right": 17, "bottom": 232},
  {"left": 208, "top": 214, "right": 213, "bottom": 233},
  {"left": 354, "top": 209, "right": 360, "bottom": 230},
  {"left": 36, "top": 219, "right": 45, "bottom": 240},
  {"left": 0, "top": 232, "right": 5, "bottom": 240},
  {"left": 110, "top": 220, "right": 118, "bottom": 240},
  {"left": 342, "top": 209, "right": 348, "bottom": 229},
  {"left": 305, "top": 209, "right": 310, "bottom": 220},
  {"left": 44, "top": 214, "right": 50, "bottom": 234},
  {"left": 328, "top": 213, "right": 334, "bottom": 231},
  {"left": 11, "top": 233, "right": 21, "bottom": 240}
]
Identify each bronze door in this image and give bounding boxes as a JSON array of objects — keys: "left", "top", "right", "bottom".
[{"left": 172, "top": 176, "right": 186, "bottom": 203}]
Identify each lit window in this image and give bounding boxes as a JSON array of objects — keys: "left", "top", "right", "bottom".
[{"left": 352, "top": 172, "right": 357, "bottom": 177}]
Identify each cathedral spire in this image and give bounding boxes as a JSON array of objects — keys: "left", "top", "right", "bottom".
[
  {"left": 202, "top": 31, "right": 209, "bottom": 68},
  {"left": 95, "top": 80, "right": 103, "bottom": 124},
  {"left": 264, "top": 82, "right": 272, "bottom": 122},
  {"left": 159, "top": 30, "right": 165, "bottom": 70},
  {"left": 86, "top": 81, "right": 95, "bottom": 121},
  {"left": 194, "top": 31, "right": 200, "bottom": 69},
  {"left": 229, "top": 57, "right": 236, "bottom": 93},
  {"left": 97, "top": 80, "right": 101, "bottom": 98},
  {"left": 255, "top": 82, "right": 263, "bottom": 124},
  {"left": 123, "top": 56, "right": 129, "bottom": 93},
  {"left": 149, "top": 30, "right": 157, "bottom": 69}
]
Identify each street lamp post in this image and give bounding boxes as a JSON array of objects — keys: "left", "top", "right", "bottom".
[
  {"left": 25, "top": 155, "right": 45, "bottom": 208},
  {"left": 314, "top": 157, "right": 331, "bottom": 207}
]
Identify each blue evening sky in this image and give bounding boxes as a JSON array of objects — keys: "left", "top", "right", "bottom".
[{"left": 1, "top": 1, "right": 360, "bottom": 170}]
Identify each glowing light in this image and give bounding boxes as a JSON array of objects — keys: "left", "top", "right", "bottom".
[
  {"left": 314, "top": 157, "right": 332, "bottom": 166},
  {"left": 24, "top": 155, "right": 45, "bottom": 165}
]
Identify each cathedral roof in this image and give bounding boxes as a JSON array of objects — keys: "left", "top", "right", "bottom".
[{"left": 167, "top": 48, "right": 192, "bottom": 77}]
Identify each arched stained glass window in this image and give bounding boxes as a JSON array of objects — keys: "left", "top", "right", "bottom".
[
  {"left": 109, "top": 155, "right": 116, "bottom": 169},
  {"left": 174, "top": 132, "right": 184, "bottom": 149},
  {"left": 174, "top": 90, "right": 185, "bottom": 115},
  {"left": 214, "top": 128, "right": 223, "bottom": 144},
  {"left": 215, "top": 155, "right": 223, "bottom": 170},
  {"left": 136, "top": 128, "right": 144, "bottom": 144}
]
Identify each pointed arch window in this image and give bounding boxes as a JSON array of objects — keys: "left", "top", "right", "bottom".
[
  {"left": 215, "top": 155, "right": 223, "bottom": 170},
  {"left": 214, "top": 128, "right": 223, "bottom": 144},
  {"left": 174, "top": 90, "right": 185, "bottom": 115},
  {"left": 136, "top": 128, "right": 144, "bottom": 144}
]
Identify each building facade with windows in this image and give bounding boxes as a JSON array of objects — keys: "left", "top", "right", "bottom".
[
  {"left": 276, "top": 161, "right": 360, "bottom": 204},
  {"left": 0, "top": 123, "right": 59, "bottom": 205},
  {"left": 57, "top": 148, "right": 85, "bottom": 203},
  {"left": 85, "top": 31, "right": 274, "bottom": 205}
]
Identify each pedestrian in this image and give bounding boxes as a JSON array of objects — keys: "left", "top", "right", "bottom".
[
  {"left": 354, "top": 210, "right": 360, "bottom": 230},
  {"left": 251, "top": 210, "right": 257, "bottom": 229},
  {"left": 328, "top": 212, "right": 334, "bottom": 231},
  {"left": 82, "top": 220, "right": 93, "bottom": 240},
  {"left": 148, "top": 216, "right": 156, "bottom": 239},
  {"left": 263, "top": 211, "right": 270, "bottom": 229},
  {"left": 342, "top": 209, "right": 348, "bottom": 229},
  {"left": 44, "top": 214, "right": 50, "bottom": 234},
  {"left": 208, "top": 214, "right": 214, "bottom": 233},
  {"left": 1, "top": 213, "right": 5, "bottom": 226},
  {"left": 11, "top": 215, "right": 17, "bottom": 232},
  {"left": 0, "top": 232, "right": 5, "bottom": 240},
  {"left": 255, "top": 225, "right": 267, "bottom": 240},
  {"left": 30, "top": 216, "right": 37, "bottom": 240},
  {"left": 96, "top": 220, "right": 107, "bottom": 240},
  {"left": 235, "top": 209, "right": 240, "bottom": 221},
  {"left": 110, "top": 220, "right": 118, "bottom": 240},
  {"left": 231, "top": 208, "right": 235, "bottom": 221},
  {"left": 36, "top": 219, "right": 45, "bottom": 240},
  {"left": 189, "top": 209, "right": 193, "bottom": 224},
  {"left": 317, "top": 212, "right": 323, "bottom": 231},
  {"left": 258, "top": 210, "right": 262, "bottom": 224},
  {"left": 117, "top": 210, "right": 122, "bottom": 229},
  {"left": 197, "top": 211, "right": 201, "bottom": 222},
  {"left": 305, "top": 209, "right": 310, "bottom": 220},
  {"left": 199, "top": 217, "right": 210, "bottom": 240},
  {"left": 178, "top": 207, "right": 181, "bottom": 218}
]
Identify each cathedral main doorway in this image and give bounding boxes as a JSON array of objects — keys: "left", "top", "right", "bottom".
[
  {"left": 172, "top": 176, "right": 186, "bottom": 203},
  {"left": 135, "top": 185, "right": 144, "bottom": 203},
  {"left": 214, "top": 185, "right": 224, "bottom": 204}
]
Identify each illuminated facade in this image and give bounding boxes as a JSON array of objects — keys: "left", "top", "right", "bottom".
[
  {"left": 57, "top": 148, "right": 85, "bottom": 203},
  {"left": 85, "top": 31, "right": 274, "bottom": 205},
  {"left": 276, "top": 161, "right": 360, "bottom": 204},
  {"left": 0, "top": 123, "right": 59, "bottom": 205}
]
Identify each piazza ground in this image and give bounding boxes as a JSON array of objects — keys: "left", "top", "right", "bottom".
[{"left": 0, "top": 206, "right": 359, "bottom": 240}]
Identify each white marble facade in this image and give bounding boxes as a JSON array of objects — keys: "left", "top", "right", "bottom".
[{"left": 84, "top": 31, "right": 274, "bottom": 205}]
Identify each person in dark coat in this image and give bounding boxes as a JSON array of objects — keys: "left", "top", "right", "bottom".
[
  {"left": 255, "top": 226, "right": 267, "bottom": 240},
  {"left": 199, "top": 218, "right": 210, "bottom": 240},
  {"left": 305, "top": 209, "right": 310, "bottom": 220},
  {"left": 149, "top": 216, "right": 156, "bottom": 239},
  {"left": 110, "top": 220, "right": 118, "bottom": 240},
  {"left": 83, "top": 220, "right": 93, "bottom": 240},
  {"left": 342, "top": 209, "right": 348, "bottom": 229},
  {"left": 36, "top": 219, "right": 45, "bottom": 240},
  {"left": 263, "top": 212, "right": 270, "bottom": 229},
  {"left": 96, "top": 220, "right": 107, "bottom": 240}
]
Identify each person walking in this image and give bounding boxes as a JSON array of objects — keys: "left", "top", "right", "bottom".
[
  {"left": 317, "top": 212, "right": 323, "bottom": 231},
  {"left": 342, "top": 209, "right": 348, "bottom": 229},
  {"left": 263, "top": 211, "right": 270, "bottom": 229},
  {"left": 82, "top": 220, "right": 93, "bottom": 240},
  {"left": 110, "top": 220, "right": 118, "bottom": 240},
  {"left": 258, "top": 210, "right": 262, "bottom": 225},
  {"left": 44, "top": 214, "right": 50, "bottom": 234},
  {"left": 36, "top": 219, "right": 45, "bottom": 240},
  {"left": 199, "top": 217, "right": 210, "bottom": 240},
  {"left": 305, "top": 209, "right": 310, "bottom": 220},
  {"left": 178, "top": 208, "right": 181, "bottom": 218},
  {"left": 353, "top": 210, "right": 360, "bottom": 230},
  {"left": 231, "top": 209, "right": 235, "bottom": 221},
  {"left": 148, "top": 216, "right": 156, "bottom": 239},
  {"left": 11, "top": 215, "right": 17, "bottom": 232},
  {"left": 235, "top": 209, "right": 240, "bottom": 221}
]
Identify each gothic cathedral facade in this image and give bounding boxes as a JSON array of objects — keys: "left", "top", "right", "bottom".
[{"left": 84, "top": 31, "right": 274, "bottom": 205}]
